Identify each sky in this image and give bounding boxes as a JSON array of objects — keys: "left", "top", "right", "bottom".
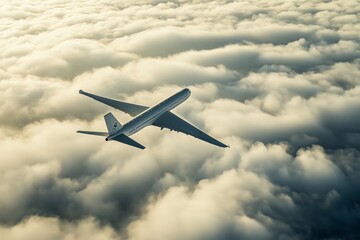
[{"left": 0, "top": 0, "right": 360, "bottom": 239}]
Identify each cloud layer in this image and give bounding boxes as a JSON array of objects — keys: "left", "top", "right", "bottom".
[{"left": 1, "top": 0, "right": 360, "bottom": 239}]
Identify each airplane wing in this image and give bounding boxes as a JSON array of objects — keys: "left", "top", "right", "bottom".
[
  {"left": 79, "top": 90, "right": 148, "bottom": 117},
  {"left": 152, "top": 112, "right": 229, "bottom": 148}
]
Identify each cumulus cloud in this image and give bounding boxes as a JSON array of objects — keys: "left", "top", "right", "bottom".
[
  {"left": 1, "top": 0, "right": 360, "bottom": 239},
  {"left": 10, "top": 39, "right": 136, "bottom": 80},
  {"left": 0, "top": 216, "right": 121, "bottom": 240},
  {"left": 127, "top": 170, "right": 292, "bottom": 240}
]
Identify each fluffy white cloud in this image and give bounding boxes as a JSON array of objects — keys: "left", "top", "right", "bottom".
[
  {"left": 1, "top": 0, "right": 360, "bottom": 239},
  {"left": 127, "top": 170, "right": 295, "bottom": 240},
  {"left": 0, "top": 216, "right": 121, "bottom": 240}
]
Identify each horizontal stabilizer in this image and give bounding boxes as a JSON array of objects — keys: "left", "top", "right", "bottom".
[
  {"left": 112, "top": 134, "right": 145, "bottom": 149},
  {"left": 77, "top": 130, "right": 108, "bottom": 136}
]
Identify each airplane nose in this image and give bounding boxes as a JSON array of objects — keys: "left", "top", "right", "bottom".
[{"left": 105, "top": 138, "right": 109, "bottom": 141}]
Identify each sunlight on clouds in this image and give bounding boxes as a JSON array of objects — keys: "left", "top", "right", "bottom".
[{"left": 1, "top": 0, "right": 360, "bottom": 239}]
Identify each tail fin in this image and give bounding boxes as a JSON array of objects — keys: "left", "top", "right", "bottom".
[{"left": 104, "top": 112, "right": 122, "bottom": 134}]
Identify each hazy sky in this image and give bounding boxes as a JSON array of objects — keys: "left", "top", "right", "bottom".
[{"left": 1, "top": 0, "right": 360, "bottom": 239}]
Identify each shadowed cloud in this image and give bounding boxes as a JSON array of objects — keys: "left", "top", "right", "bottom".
[{"left": 1, "top": 0, "right": 360, "bottom": 239}]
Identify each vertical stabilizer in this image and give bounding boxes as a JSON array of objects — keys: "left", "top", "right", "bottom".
[{"left": 104, "top": 112, "right": 122, "bottom": 134}]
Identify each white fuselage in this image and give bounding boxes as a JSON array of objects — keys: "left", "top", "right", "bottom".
[{"left": 106, "top": 88, "right": 191, "bottom": 141}]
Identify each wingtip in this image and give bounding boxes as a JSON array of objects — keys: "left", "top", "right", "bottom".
[
  {"left": 79, "top": 89, "right": 84, "bottom": 94},
  {"left": 218, "top": 142, "right": 229, "bottom": 148}
]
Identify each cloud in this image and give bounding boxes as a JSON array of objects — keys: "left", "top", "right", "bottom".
[
  {"left": 0, "top": 216, "right": 121, "bottom": 240},
  {"left": 127, "top": 170, "right": 295, "bottom": 240},
  {"left": 111, "top": 25, "right": 316, "bottom": 57},
  {"left": 10, "top": 39, "right": 136, "bottom": 80},
  {"left": 170, "top": 39, "right": 360, "bottom": 73},
  {"left": 1, "top": 0, "right": 360, "bottom": 239}
]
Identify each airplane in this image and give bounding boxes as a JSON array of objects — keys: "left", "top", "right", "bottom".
[{"left": 77, "top": 88, "right": 228, "bottom": 149}]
